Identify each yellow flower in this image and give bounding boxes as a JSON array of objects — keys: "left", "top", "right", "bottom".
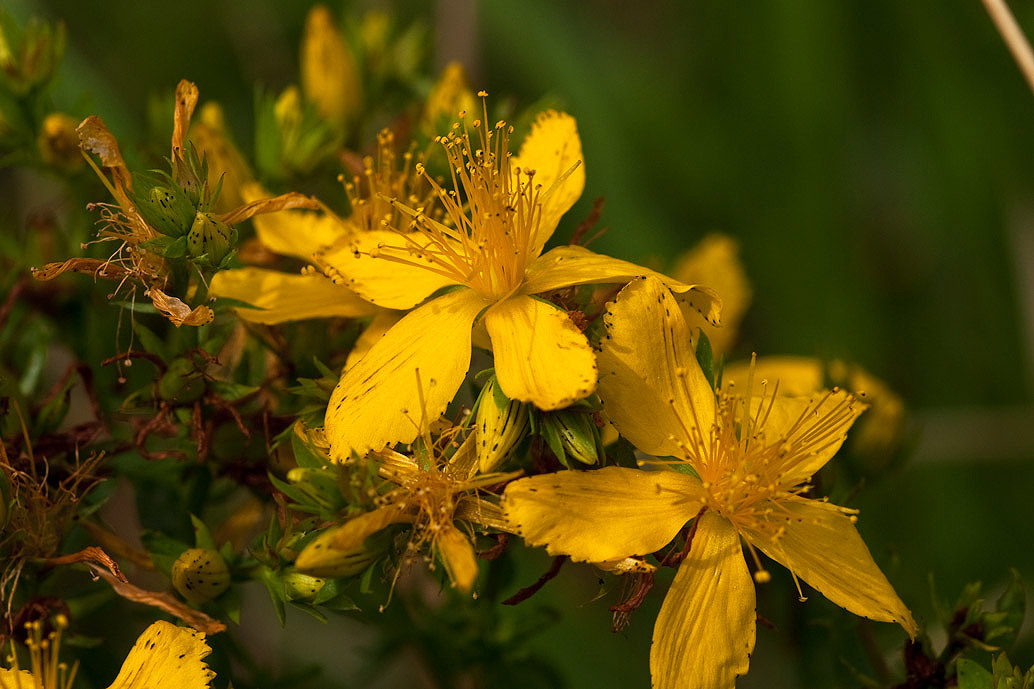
[
  {"left": 504, "top": 276, "right": 915, "bottom": 689},
  {"left": 319, "top": 103, "right": 720, "bottom": 459},
  {"left": 722, "top": 356, "right": 908, "bottom": 469},
  {"left": 1, "top": 616, "right": 214, "bottom": 689},
  {"left": 209, "top": 128, "right": 431, "bottom": 336},
  {"left": 670, "top": 233, "right": 751, "bottom": 358},
  {"left": 295, "top": 427, "right": 513, "bottom": 593}
]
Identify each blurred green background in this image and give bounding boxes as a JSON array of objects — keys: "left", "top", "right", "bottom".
[{"left": 5, "top": 0, "right": 1034, "bottom": 686}]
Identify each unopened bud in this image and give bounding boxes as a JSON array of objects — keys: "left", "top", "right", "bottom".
[
  {"left": 172, "top": 548, "right": 230, "bottom": 604},
  {"left": 474, "top": 378, "right": 528, "bottom": 473}
]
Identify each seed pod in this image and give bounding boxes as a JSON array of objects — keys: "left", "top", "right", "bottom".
[
  {"left": 187, "top": 211, "right": 235, "bottom": 264},
  {"left": 295, "top": 528, "right": 378, "bottom": 578},
  {"left": 172, "top": 548, "right": 230, "bottom": 604},
  {"left": 474, "top": 378, "right": 528, "bottom": 473},
  {"left": 280, "top": 570, "right": 327, "bottom": 602},
  {"left": 158, "top": 357, "right": 206, "bottom": 403}
]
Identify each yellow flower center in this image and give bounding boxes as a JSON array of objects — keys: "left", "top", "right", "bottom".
[
  {"left": 379, "top": 98, "right": 545, "bottom": 301},
  {"left": 691, "top": 381, "right": 861, "bottom": 539},
  {"left": 341, "top": 128, "right": 439, "bottom": 234}
]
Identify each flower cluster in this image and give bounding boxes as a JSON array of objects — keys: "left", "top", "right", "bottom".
[{"left": 5, "top": 4, "right": 983, "bottom": 689}]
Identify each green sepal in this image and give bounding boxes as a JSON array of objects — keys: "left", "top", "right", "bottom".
[
  {"left": 190, "top": 513, "right": 218, "bottom": 551},
  {"left": 131, "top": 171, "right": 197, "bottom": 237},
  {"left": 141, "top": 530, "right": 192, "bottom": 577}
]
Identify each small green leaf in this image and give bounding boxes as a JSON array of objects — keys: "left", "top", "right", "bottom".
[{"left": 957, "top": 659, "right": 993, "bottom": 689}]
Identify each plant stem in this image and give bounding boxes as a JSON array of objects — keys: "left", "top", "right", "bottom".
[{"left": 982, "top": 0, "right": 1034, "bottom": 98}]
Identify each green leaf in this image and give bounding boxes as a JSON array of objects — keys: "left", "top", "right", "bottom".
[{"left": 957, "top": 659, "right": 994, "bottom": 689}]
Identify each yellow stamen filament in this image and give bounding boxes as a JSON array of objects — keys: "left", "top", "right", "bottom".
[{"left": 360, "top": 99, "right": 547, "bottom": 301}]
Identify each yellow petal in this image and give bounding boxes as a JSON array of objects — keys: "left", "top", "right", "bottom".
[
  {"left": 0, "top": 669, "right": 35, "bottom": 688},
  {"left": 331, "top": 505, "right": 414, "bottom": 551},
  {"left": 670, "top": 234, "right": 751, "bottom": 356},
  {"left": 522, "top": 245, "right": 722, "bottom": 326},
  {"left": 598, "top": 276, "right": 716, "bottom": 459},
  {"left": 316, "top": 230, "right": 459, "bottom": 309},
  {"left": 510, "top": 111, "right": 585, "bottom": 255},
  {"left": 210, "top": 267, "right": 374, "bottom": 323},
  {"left": 756, "top": 389, "right": 864, "bottom": 484},
  {"left": 742, "top": 497, "right": 917, "bottom": 636},
  {"left": 344, "top": 308, "right": 403, "bottom": 369},
  {"left": 325, "top": 288, "right": 487, "bottom": 458},
  {"left": 300, "top": 5, "right": 362, "bottom": 127},
  {"left": 484, "top": 295, "right": 596, "bottom": 410},
  {"left": 503, "top": 466, "right": 706, "bottom": 563},
  {"left": 294, "top": 528, "right": 381, "bottom": 577},
  {"left": 651, "top": 512, "right": 755, "bottom": 689},
  {"left": 436, "top": 522, "right": 479, "bottom": 592},
  {"left": 106, "top": 621, "right": 215, "bottom": 689},
  {"left": 240, "top": 182, "right": 347, "bottom": 261},
  {"left": 722, "top": 356, "right": 824, "bottom": 397}
]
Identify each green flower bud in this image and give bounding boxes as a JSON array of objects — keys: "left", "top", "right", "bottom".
[
  {"left": 286, "top": 467, "right": 346, "bottom": 513},
  {"left": 187, "top": 211, "right": 235, "bottom": 264},
  {"left": 295, "top": 528, "right": 378, "bottom": 578},
  {"left": 545, "top": 410, "right": 601, "bottom": 466},
  {"left": 158, "top": 357, "right": 206, "bottom": 403},
  {"left": 172, "top": 548, "right": 230, "bottom": 604},
  {"left": 474, "top": 378, "right": 528, "bottom": 473},
  {"left": 280, "top": 570, "right": 327, "bottom": 602}
]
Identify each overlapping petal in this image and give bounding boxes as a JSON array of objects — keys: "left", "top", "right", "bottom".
[
  {"left": 484, "top": 295, "right": 596, "bottom": 410},
  {"left": 598, "top": 277, "right": 716, "bottom": 458},
  {"left": 722, "top": 356, "right": 824, "bottom": 397},
  {"left": 324, "top": 288, "right": 487, "bottom": 458},
  {"left": 651, "top": 512, "right": 755, "bottom": 689},
  {"left": 316, "top": 230, "right": 459, "bottom": 309},
  {"left": 241, "top": 182, "right": 347, "bottom": 261},
  {"left": 760, "top": 389, "right": 864, "bottom": 484},
  {"left": 741, "top": 497, "right": 917, "bottom": 636},
  {"left": 210, "top": 267, "right": 373, "bottom": 323},
  {"left": 510, "top": 111, "right": 585, "bottom": 255},
  {"left": 522, "top": 245, "right": 722, "bottom": 326},
  {"left": 503, "top": 466, "right": 706, "bottom": 563}
]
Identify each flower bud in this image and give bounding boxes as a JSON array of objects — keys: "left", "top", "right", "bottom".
[
  {"left": 474, "top": 378, "right": 528, "bottom": 473},
  {"left": 544, "top": 410, "right": 601, "bottom": 466},
  {"left": 280, "top": 570, "right": 327, "bottom": 602},
  {"left": 301, "top": 5, "right": 362, "bottom": 129},
  {"left": 295, "top": 528, "right": 378, "bottom": 578},
  {"left": 172, "top": 548, "right": 230, "bottom": 604},
  {"left": 37, "top": 113, "right": 82, "bottom": 172}
]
